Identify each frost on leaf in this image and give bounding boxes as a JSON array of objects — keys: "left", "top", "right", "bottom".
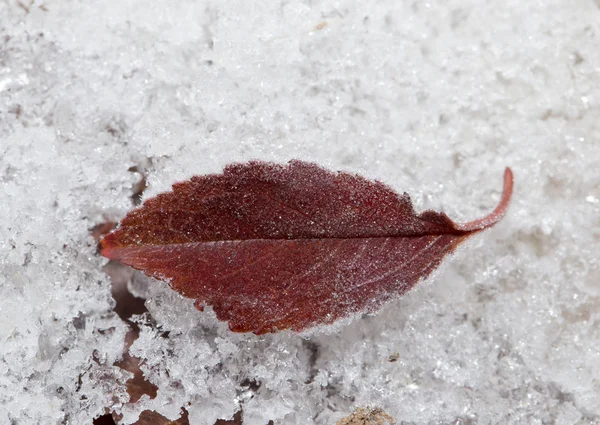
[{"left": 100, "top": 160, "right": 513, "bottom": 334}]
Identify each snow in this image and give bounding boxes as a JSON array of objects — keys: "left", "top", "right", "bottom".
[{"left": 1, "top": 0, "right": 599, "bottom": 424}]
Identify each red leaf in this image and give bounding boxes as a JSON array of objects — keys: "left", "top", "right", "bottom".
[{"left": 100, "top": 160, "right": 513, "bottom": 334}]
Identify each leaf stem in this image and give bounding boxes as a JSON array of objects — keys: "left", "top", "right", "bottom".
[{"left": 455, "top": 167, "right": 514, "bottom": 232}]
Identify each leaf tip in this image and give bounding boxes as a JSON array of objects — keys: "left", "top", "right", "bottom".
[{"left": 98, "top": 232, "right": 120, "bottom": 261}]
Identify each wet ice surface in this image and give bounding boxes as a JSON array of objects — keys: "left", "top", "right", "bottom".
[{"left": 1, "top": 1, "right": 599, "bottom": 424}]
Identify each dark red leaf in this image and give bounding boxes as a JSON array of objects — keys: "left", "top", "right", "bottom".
[{"left": 100, "top": 160, "right": 513, "bottom": 334}]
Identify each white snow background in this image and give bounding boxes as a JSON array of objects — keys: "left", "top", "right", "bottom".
[{"left": 1, "top": 0, "right": 599, "bottom": 424}]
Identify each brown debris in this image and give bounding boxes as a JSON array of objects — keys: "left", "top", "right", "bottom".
[{"left": 336, "top": 407, "right": 395, "bottom": 425}]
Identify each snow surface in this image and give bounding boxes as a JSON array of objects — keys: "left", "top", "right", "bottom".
[{"left": 1, "top": 0, "right": 599, "bottom": 424}]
